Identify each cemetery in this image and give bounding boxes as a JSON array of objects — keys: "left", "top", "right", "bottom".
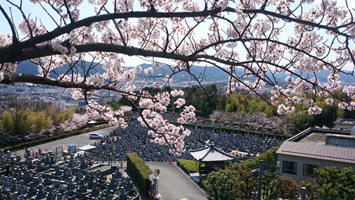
[
  {"left": 88, "top": 119, "right": 283, "bottom": 163},
  {"left": 0, "top": 149, "right": 139, "bottom": 200},
  {"left": 0, "top": 113, "right": 283, "bottom": 199}
]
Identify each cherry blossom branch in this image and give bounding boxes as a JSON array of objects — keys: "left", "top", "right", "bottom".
[
  {"left": 1, "top": 73, "right": 128, "bottom": 94},
  {"left": 36, "top": 0, "right": 60, "bottom": 28},
  {"left": 63, "top": 0, "right": 74, "bottom": 23},
  {"left": 0, "top": 5, "right": 18, "bottom": 45},
  {"left": 121, "top": 95, "right": 175, "bottom": 152},
  {"left": 243, "top": 9, "right": 352, "bottom": 37},
  {"left": 2, "top": 8, "right": 231, "bottom": 53},
  {"left": 5, "top": 0, "right": 34, "bottom": 39}
]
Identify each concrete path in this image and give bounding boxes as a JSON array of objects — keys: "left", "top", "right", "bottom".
[
  {"left": 147, "top": 162, "right": 207, "bottom": 200},
  {"left": 14, "top": 126, "right": 118, "bottom": 155}
]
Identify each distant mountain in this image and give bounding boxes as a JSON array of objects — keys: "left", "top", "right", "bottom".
[
  {"left": 15, "top": 60, "right": 354, "bottom": 85},
  {"left": 16, "top": 60, "right": 39, "bottom": 75},
  {"left": 16, "top": 60, "right": 106, "bottom": 78}
]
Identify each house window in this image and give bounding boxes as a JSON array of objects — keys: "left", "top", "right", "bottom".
[
  {"left": 282, "top": 161, "right": 297, "bottom": 175},
  {"left": 303, "top": 164, "right": 318, "bottom": 177}
]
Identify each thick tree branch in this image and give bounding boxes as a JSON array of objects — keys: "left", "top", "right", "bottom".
[
  {"left": 2, "top": 8, "right": 231, "bottom": 53},
  {"left": 0, "top": 43, "right": 198, "bottom": 63}
]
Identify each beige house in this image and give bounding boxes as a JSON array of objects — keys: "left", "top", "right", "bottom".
[{"left": 276, "top": 128, "right": 355, "bottom": 183}]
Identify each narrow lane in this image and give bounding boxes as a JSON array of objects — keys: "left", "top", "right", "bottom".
[{"left": 147, "top": 162, "right": 207, "bottom": 200}]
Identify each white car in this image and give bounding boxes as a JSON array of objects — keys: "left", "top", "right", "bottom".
[{"left": 89, "top": 133, "right": 103, "bottom": 139}]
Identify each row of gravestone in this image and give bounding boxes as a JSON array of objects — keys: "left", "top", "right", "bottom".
[
  {"left": 0, "top": 150, "right": 139, "bottom": 200},
  {"left": 86, "top": 119, "right": 283, "bottom": 162}
]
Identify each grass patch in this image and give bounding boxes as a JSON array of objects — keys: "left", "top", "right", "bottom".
[{"left": 177, "top": 159, "right": 205, "bottom": 174}]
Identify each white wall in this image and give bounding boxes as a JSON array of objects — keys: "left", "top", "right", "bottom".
[{"left": 278, "top": 154, "right": 355, "bottom": 183}]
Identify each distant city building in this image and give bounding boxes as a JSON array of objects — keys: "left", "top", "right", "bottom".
[
  {"left": 55, "top": 99, "right": 66, "bottom": 109},
  {"left": 101, "top": 96, "right": 120, "bottom": 104},
  {"left": 276, "top": 127, "right": 355, "bottom": 183},
  {"left": 77, "top": 100, "right": 87, "bottom": 110}
]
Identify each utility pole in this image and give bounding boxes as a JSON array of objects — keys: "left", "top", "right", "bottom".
[
  {"left": 251, "top": 160, "right": 263, "bottom": 200},
  {"left": 258, "top": 160, "right": 263, "bottom": 200}
]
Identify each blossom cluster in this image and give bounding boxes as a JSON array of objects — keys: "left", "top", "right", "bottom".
[
  {"left": 177, "top": 105, "right": 196, "bottom": 124},
  {"left": 134, "top": 87, "right": 195, "bottom": 154},
  {"left": 171, "top": 89, "right": 184, "bottom": 97},
  {"left": 3, "top": 0, "right": 355, "bottom": 154},
  {"left": 308, "top": 106, "right": 322, "bottom": 115},
  {"left": 136, "top": 109, "right": 192, "bottom": 155},
  {"left": 0, "top": 63, "right": 17, "bottom": 82},
  {"left": 86, "top": 100, "right": 128, "bottom": 127}
]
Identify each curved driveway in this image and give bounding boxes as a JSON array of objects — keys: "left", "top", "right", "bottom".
[
  {"left": 147, "top": 162, "right": 207, "bottom": 200},
  {"left": 14, "top": 126, "right": 118, "bottom": 155}
]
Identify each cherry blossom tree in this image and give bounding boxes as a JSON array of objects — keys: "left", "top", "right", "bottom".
[{"left": 0, "top": 0, "right": 355, "bottom": 154}]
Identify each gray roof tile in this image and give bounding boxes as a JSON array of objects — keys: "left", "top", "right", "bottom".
[
  {"left": 190, "top": 145, "right": 235, "bottom": 162},
  {"left": 277, "top": 141, "right": 355, "bottom": 164}
]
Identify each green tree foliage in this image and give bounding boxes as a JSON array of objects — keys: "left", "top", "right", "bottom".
[
  {"left": 183, "top": 84, "right": 218, "bottom": 116},
  {"left": 205, "top": 169, "right": 238, "bottom": 200},
  {"left": 106, "top": 101, "right": 122, "bottom": 111},
  {"left": 287, "top": 111, "right": 313, "bottom": 134},
  {"left": 205, "top": 147, "right": 279, "bottom": 199},
  {"left": 1, "top": 111, "right": 13, "bottom": 134},
  {"left": 276, "top": 176, "right": 300, "bottom": 199},
  {"left": 300, "top": 180, "right": 320, "bottom": 200},
  {"left": 236, "top": 167, "right": 257, "bottom": 199},
  {"left": 0, "top": 125, "right": 10, "bottom": 146},
  {"left": 262, "top": 170, "right": 278, "bottom": 199},
  {"left": 224, "top": 93, "right": 276, "bottom": 117},
  {"left": 42, "top": 104, "right": 76, "bottom": 126},
  {"left": 314, "top": 167, "right": 355, "bottom": 200},
  {"left": 225, "top": 94, "right": 238, "bottom": 112},
  {"left": 26, "top": 111, "right": 50, "bottom": 133},
  {"left": 0, "top": 96, "right": 77, "bottom": 135},
  {"left": 216, "top": 94, "right": 227, "bottom": 111}
]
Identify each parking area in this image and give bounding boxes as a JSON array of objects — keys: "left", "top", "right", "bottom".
[{"left": 14, "top": 126, "right": 118, "bottom": 156}]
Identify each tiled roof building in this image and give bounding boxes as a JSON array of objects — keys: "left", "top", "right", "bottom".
[
  {"left": 190, "top": 144, "right": 235, "bottom": 175},
  {"left": 276, "top": 128, "right": 355, "bottom": 183}
]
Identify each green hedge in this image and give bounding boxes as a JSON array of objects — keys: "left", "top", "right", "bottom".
[
  {"left": 1, "top": 124, "right": 108, "bottom": 152},
  {"left": 126, "top": 152, "right": 152, "bottom": 196},
  {"left": 177, "top": 159, "right": 202, "bottom": 174}
]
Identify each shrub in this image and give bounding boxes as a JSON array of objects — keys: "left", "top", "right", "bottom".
[
  {"left": 126, "top": 152, "right": 152, "bottom": 196},
  {"left": 205, "top": 169, "right": 238, "bottom": 200}
]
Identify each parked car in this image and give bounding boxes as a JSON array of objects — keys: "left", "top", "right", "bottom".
[{"left": 89, "top": 133, "right": 103, "bottom": 139}]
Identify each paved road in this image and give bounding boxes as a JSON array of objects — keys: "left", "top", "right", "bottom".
[
  {"left": 14, "top": 126, "right": 118, "bottom": 156},
  {"left": 147, "top": 162, "right": 207, "bottom": 200}
]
